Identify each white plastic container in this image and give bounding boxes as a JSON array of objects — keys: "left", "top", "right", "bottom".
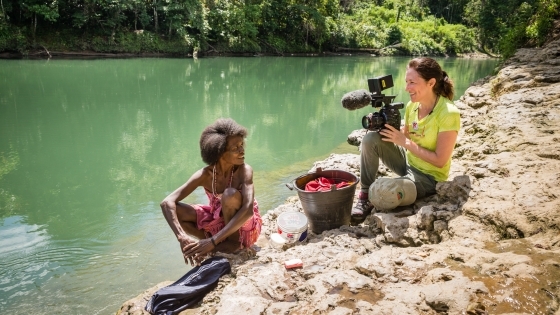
[
  {"left": 269, "top": 233, "right": 287, "bottom": 249},
  {"left": 276, "top": 211, "right": 308, "bottom": 244}
]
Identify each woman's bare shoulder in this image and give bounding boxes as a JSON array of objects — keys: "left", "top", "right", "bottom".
[
  {"left": 240, "top": 163, "right": 253, "bottom": 172},
  {"left": 235, "top": 163, "right": 254, "bottom": 182},
  {"left": 187, "top": 166, "right": 213, "bottom": 185}
]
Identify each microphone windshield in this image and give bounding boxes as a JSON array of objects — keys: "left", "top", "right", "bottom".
[{"left": 341, "top": 89, "right": 372, "bottom": 110}]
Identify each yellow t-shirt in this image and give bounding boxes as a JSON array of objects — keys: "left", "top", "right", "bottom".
[{"left": 404, "top": 96, "right": 460, "bottom": 182}]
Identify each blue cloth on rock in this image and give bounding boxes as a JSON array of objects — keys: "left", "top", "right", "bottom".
[{"left": 145, "top": 256, "right": 231, "bottom": 315}]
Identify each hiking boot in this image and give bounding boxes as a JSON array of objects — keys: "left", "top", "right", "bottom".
[{"left": 351, "top": 198, "right": 374, "bottom": 220}]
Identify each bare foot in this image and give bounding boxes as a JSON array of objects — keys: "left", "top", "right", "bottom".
[{"left": 213, "top": 239, "right": 241, "bottom": 254}]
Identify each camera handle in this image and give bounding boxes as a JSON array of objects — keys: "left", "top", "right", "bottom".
[{"left": 371, "top": 94, "right": 398, "bottom": 108}]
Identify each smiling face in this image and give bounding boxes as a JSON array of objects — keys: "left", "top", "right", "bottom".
[
  {"left": 405, "top": 67, "right": 436, "bottom": 105},
  {"left": 222, "top": 135, "right": 245, "bottom": 165}
]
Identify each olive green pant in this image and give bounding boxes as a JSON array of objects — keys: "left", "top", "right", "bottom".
[{"left": 359, "top": 131, "right": 437, "bottom": 199}]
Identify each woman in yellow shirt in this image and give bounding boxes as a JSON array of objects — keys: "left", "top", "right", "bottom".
[{"left": 352, "top": 57, "right": 461, "bottom": 220}]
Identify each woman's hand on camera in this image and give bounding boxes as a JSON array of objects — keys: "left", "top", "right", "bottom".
[{"left": 380, "top": 124, "right": 407, "bottom": 147}]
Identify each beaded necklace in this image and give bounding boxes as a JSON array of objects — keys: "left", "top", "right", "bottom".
[{"left": 212, "top": 165, "right": 234, "bottom": 198}]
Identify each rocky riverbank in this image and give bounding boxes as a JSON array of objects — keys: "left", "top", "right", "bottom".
[{"left": 117, "top": 34, "right": 560, "bottom": 315}]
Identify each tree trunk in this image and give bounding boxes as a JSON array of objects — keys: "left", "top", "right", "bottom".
[
  {"left": 33, "top": 13, "right": 37, "bottom": 42},
  {"left": 305, "top": 22, "right": 309, "bottom": 48},
  {"left": 153, "top": 0, "right": 159, "bottom": 33},
  {"left": 1, "top": 0, "right": 7, "bottom": 22}
]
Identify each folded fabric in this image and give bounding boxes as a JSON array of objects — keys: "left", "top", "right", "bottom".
[
  {"left": 305, "top": 177, "right": 349, "bottom": 192},
  {"left": 145, "top": 256, "right": 231, "bottom": 315}
]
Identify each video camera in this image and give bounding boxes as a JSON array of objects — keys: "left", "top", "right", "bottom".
[{"left": 361, "top": 75, "right": 404, "bottom": 132}]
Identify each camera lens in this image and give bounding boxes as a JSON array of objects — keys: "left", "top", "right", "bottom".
[
  {"left": 362, "top": 113, "right": 385, "bottom": 131},
  {"left": 361, "top": 115, "right": 371, "bottom": 129}
]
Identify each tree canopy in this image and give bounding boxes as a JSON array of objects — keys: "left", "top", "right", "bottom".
[{"left": 0, "top": 0, "right": 558, "bottom": 58}]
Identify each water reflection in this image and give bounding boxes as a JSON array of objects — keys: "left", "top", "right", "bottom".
[
  {"left": 0, "top": 216, "right": 48, "bottom": 255},
  {"left": 0, "top": 216, "right": 51, "bottom": 303},
  {"left": 0, "top": 148, "right": 20, "bottom": 218}
]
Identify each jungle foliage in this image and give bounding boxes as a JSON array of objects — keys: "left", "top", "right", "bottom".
[{"left": 0, "top": 0, "right": 558, "bottom": 58}]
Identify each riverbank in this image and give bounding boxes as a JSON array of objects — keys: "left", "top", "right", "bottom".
[
  {"left": 0, "top": 47, "right": 494, "bottom": 60},
  {"left": 0, "top": 47, "right": 497, "bottom": 59},
  {"left": 117, "top": 35, "right": 560, "bottom": 315}
]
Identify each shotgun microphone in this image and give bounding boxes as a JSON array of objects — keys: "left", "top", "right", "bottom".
[{"left": 341, "top": 89, "right": 372, "bottom": 110}]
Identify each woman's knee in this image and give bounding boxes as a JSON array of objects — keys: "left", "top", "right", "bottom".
[
  {"left": 361, "top": 131, "right": 383, "bottom": 149},
  {"left": 222, "top": 188, "right": 242, "bottom": 210}
]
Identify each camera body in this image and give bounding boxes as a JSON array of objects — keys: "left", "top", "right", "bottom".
[{"left": 361, "top": 75, "right": 404, "bottom": 132}]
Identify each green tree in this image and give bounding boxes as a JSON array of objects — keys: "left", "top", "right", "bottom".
[
  {"left": 131, "top": 0, "right": 150, "bottom": 30},
  {"left": 22, "top": 0, "right": 59, "bottom": 39},
  {"left": 206, "top": 0, "right": 260, "bottom": 51},
  {"left": 98, "top": 0, "right": 131, "bottom": 37},
  {"left": 425, "top": 0, "right": 469, "bottom": 23},
  {"left": 464, "top": 0, "right": 559, "bottom": 57},
  {"left": 525, "top": 0, "right": 560, "bottom": 46},
  {"left": 0, "top": 0, "right": 557, "bottom": 57}
]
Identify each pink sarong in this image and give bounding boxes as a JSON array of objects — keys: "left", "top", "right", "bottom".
[{"left": 193, "top": 189, "right": 262, "bottom": 249}]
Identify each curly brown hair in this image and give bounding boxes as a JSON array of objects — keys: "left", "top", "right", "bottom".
[
  {"left": 408, "top": 57, "right": 455, "bottom": 101},
  {"left": 199, "top": 118, "right": 248, "bottom": 165}
]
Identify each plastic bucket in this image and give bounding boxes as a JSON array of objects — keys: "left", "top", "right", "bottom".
[
  {"left": 276, "top": 211, "right": 308, "bottom": 244},
  {"left": 291, "top": 168, "right": 358, "bottom": 234}
]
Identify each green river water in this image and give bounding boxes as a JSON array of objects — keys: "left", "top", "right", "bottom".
[{"left": 0, "top": 56, "right": 499, "bottom": 314}]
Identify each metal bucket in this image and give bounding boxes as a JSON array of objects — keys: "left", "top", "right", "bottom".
[{"left": 287, "top": 168, "right": 358, "bottom": 234}]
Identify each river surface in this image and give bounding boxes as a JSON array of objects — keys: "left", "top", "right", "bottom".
[{"left": 0, "top": 56, "right": 499, "bottom": 314}]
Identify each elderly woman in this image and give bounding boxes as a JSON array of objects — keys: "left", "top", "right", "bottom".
[
  {"left": 160, "top": 118, "right": 262, "bottom": 266},
  {"left": 352, "top": 57, "right": 461, "bottom": 220}
]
